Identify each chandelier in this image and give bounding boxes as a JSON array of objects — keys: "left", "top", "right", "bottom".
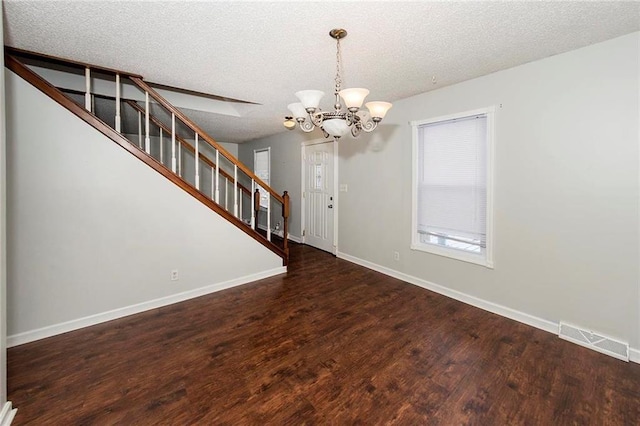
[{"left": 287, "top": 29, "right": 392, "bottom": 139}]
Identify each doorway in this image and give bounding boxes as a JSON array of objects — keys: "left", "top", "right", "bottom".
[{"left": 301, "top": 140, "right": 337, "bottom": 254}]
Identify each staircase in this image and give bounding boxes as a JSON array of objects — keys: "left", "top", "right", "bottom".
[{"left": 4, "top": 47, "right": 289, "bottom": 265}]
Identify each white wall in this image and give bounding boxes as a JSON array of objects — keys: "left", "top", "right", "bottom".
[
  {"left": 5, "top": 70, "right": 284, "bottom": 341},
  {"left": 338, "top": 33, "right": 640, "bottom": 349},
  {"left": 239, "top": 130, "right": 319, "bottom": 240},
  {"left": 0, "top": 4, "right": 8, "bottom": 406}
]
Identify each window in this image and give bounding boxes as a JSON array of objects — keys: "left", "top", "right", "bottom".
[
  {"left": 411, "top": 108, "right": 494, "bottom": 267},
  {"left": 254, "top": 148, "right": 270, "bottom": 209}
]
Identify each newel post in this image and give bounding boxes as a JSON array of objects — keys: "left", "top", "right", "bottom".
[
  {"left": 254, "top": 188, "right": 261, "bottom": 231},
  {"left": 282, "top": 191, "right": 290, "bottom": 259}
]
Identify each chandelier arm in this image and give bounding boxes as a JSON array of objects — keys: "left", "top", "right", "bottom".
[
  {"left": 360, "top": 119, "right": 378, "bottom": 133},
  {"left": 310, "top": 112, "right": 325, "bottom": 127},
  {"left": 351, "top": 123, "right": 362, "bottom": 138},
  {"left": 345, "top": 112, "right": 360, "bottom": 127},
  {"left": 298, "top": 120, "right": 316, "bottom": 133}
]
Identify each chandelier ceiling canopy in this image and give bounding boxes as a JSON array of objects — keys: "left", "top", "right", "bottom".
[{"left": 287, "top": 29, "right": 392, "bottom": 139}]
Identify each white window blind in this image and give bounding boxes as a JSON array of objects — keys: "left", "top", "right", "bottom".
[
  {"left": 254, "top": 148, "right": 270, "bottom": 209},
  {"left": 417, "top": 114, "right": 487, "bottom": 248}
]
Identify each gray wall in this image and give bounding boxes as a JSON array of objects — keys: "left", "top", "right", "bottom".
[
  {"left": 5, "top": 70, "right": 283, "bottom": 339},
  {"left": 239, "top": 130, "right": 319, "bottom": 240},
  {"left": 121, "top": 135, "right": 244, "bottom": 220},
  {"left": 217, "top": 142, "right": 238, "bottom": 158},
  {"left": 338, "top": 33, "right": 639, "bottom": 349},
  {"left": 222, "top": 32, "right": 640, "bottom": 353}
]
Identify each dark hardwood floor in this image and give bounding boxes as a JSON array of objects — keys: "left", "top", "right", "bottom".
[{"left": 8, "top": 243, "right": 640, "bottom": 424}]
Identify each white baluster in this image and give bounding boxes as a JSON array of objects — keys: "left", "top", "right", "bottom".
[
  {"left": 225, "top": 179, "right": 229, "bottom": 210},
  {"left": 215, "top": 150, "right": 220, "bottom": 203},
  {"left": 233, "top": 165, "right": 238, "bottom": 217},
  {"left": 84, "top": 68, "right": 91, "bottom": 112},
  {"left": 159, "top": 128, "right": 164, "bottom": 164},
  {"left": 267, "top": 192, "right": 271, "bottom": 241},
  {"left": 178, "top": 142, "right": 182, "bottom": 177},
  {"left": 211, "top": 166, "right": 216, "bottom": 200},
  {"left": 115, "top": 74, "right": 121, "bottom": 132},
  {"left": 251, "top": 180, "right": 256, "bottom": 229},
  {"left": 144, "top": 92, "right": 150, "bottom": 154},
  {"left": 239, "top": 188, "right": 243, "bottom": 221},
  {"left": 194, "top": 133, "right": 200, "bottom": 190},
  {"left": 137, "top": 111, "right": 142, "bottom": 148},
  {"left": 171, "top": 113, "right": 177, "bottom": 173}
]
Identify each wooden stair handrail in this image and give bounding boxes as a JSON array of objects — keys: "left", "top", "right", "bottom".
[
  {"left": 122, "top": 99, "right": 252, "bottom": 197},
  {"left": 5, "top": 52, "right": 287, "bottom": 264},
  {"left": 6, "top": 46, "right": 282, "bottom": 203},
  {"left": 128, "top": 77, "right": 284, "bottom": 204},
  {"left": 6, "top": 46, "right": 143, "bottom": 79}
]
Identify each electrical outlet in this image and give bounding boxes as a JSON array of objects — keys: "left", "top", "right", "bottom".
[
  {"left": 393, "top": 251, "right": 400, "bottom": 261},
  {"left": 340, "top": 184, "right": 348, "bottom": 192},
  {"left": 171, "top": 269, "right": 179, "bottom": 281}
]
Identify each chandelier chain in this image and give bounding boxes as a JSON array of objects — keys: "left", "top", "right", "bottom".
[{"left": 334, "top": 37, "right": 343, "bottom": 93}]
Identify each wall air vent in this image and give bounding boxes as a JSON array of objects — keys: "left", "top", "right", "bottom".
[{"left": 558, "top": 322, "right": 629, "bottom": 362}]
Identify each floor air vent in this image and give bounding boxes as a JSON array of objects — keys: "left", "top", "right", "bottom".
[{"left": 558, "top": 322, "right": 629, "bottom": 361}]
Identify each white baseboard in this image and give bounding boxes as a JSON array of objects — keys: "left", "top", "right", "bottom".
[
  {"left": 0, "top": 402, "right": 16, "bottom": 426},
  {"left": 255, "top": 224, "right": 302, "bottom": 244},
  {"left": 287, "top": 234, "right": 302, "bottom": 244},
  {"left": 7, "top": 266, "right": 286, "bottom": 347},
  {"left": 337, "top": 251, "right": 556, "bottom": 334},
  {"left": 337, "top": 251, "right": 640, "bottom": 365}
]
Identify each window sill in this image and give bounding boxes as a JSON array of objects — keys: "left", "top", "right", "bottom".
[{"left": 410, "top": 243, "right": 494, "bottom": 269}]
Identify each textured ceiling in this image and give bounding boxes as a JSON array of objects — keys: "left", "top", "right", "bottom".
[{"left": 3, "top": 1, "right": 640, "bottom": 143}]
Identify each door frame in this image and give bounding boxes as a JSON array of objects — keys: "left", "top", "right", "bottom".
[{"left": 300, "top": 138, "right": 339, "bottom": 255}]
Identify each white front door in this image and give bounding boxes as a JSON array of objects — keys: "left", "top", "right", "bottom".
[{"left": 303, "top": 141, "right": 335, "bottom": 254}]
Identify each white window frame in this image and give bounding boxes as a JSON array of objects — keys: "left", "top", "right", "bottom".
[
  {"left": 253, "top": 147, "right": 270, "bottom": 209},
  {"left": 410, "top": 107, "right": 495, "bottom": 268}
]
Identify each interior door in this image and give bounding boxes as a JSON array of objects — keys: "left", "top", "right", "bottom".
[{"left": 303, "top": 141, "right": 335, "bottom": 253}]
